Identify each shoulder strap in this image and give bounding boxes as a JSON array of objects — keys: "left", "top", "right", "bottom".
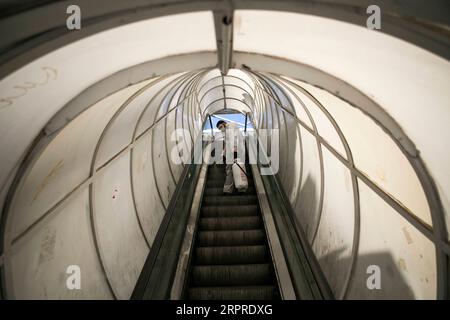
[{"left": 234, "top": 160, "right": 249, "bottom": 177}]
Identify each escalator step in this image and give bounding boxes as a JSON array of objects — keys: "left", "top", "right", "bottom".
[
  {"left": 197, "top": 230, "right": 266, "bottom": 247},
  {"left": 201, "top": 205, "right": 259, "bottom": 217},
  {"left": 188, "top": 286, "right": 276, "bottom": 300},
  {"left": 204, "top": 187, "right": 255, "bottom": 196},
  {"left": 207, "top": 172, "right": 254, "bottom": 180},
  {"left": 185, "top": 161, "right": 279, "bottom": 300},
  {"left": 206, "top": 180, "right": 226, "bottom": 187},
  {"left": 195, "top": 245, "right": 269, "bottom": 265},
  {"left": 207, "top": 169, "right": 253, "bottom": 176},
  {"left": 199, "top": 216, "right": 262, "bottom": 231},
  {"left": 203, "top": 195, "right": 258, "bottom": 206},
  {"left": 206, "top": 179, "right": 254, "bottom": 188},
  {"left": 208, "top": 164, "right": 251, "bottom": 172},
  {"left": 191, "top": 264, "right": 273, "bottom": 286}
]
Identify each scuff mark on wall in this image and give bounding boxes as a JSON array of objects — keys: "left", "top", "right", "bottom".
[
  {"left": 402, "top": 226, "right": 414, "bottom": 245},
  {"left": 33, "top": 159, "right": 64, "bottom": 201},
  {"left": 0, "top": 67, "right": 58, "bottom": 109},
  {"left": 38, "top": 226, "right": 57, "bottom": 265},
  {"left": 398, "top": 258, "right": 407, "bottom": 272}
]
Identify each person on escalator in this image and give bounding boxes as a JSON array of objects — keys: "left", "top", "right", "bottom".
[{"left": 216, "top": 120, "right": 248, "bottom": 194}]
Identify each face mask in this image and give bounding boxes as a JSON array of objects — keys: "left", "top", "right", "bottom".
[{"left": 220, "top": 126, "right": 226, "bottom": 132}]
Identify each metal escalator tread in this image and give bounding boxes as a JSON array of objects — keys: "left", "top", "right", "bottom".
[
  {"left": 197, "top": 229, "right": 265, "bottom": 247},
  {"left": 199, "top": 216, "right": 262, "bottom": 231},
  {"left": 186, "top": 163, "right": 280, "bottom": 300},
  {"left": 188, "top": 286, "right": 277, "bottom": 300},
  {"left": 201, "top": 205, "right": 259, "bottom": 217},
  {"left": 195, "top": 245, "right": 269, "bottom": 265},
  {"left": 206, "top": 179, "right": 254, "bottom": 188},
  {"left": 204, "top": 187, "right": 255, "bottom": 196},
  {"left": 203, "top": 195, "right": 258, "bottom": 206},
  {"left": 191, "top": 263, "right": 273, "bottom": 286},
  {"left": 197, "top": 230, "right": 265, "bottom": 246}
]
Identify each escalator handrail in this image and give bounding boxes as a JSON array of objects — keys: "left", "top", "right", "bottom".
[
  {"left": 131, "top": 138, "right": 205, "bottom": 299},
  {"left": 249, "top": 135, "right": 334, "bottom": 299}
]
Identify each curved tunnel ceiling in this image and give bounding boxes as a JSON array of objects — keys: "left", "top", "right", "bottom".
[{"left": 0, "top": 1, "right": 449, "bottom": 299}]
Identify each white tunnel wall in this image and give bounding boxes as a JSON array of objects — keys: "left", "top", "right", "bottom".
[
  {"left": 0, "top": 11, "right": 217, "bottom": 210},
  {"left": 250, "top": 72, "right": 438, "bottom": 299},
  {"left": 3, "top": 71, "right": 205, "bottom": 299},
  {"left": 0, "top": 63, "right": 444, "bottom": 300},
  {"left": 0, "top": 8, "right": 447, "bottom": 300},
  {"left": 234, "top": 10, "right": 450, "bottom": 238}
]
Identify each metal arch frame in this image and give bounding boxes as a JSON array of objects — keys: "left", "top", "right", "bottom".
[
  {"left": 200, "top": 85, "right": 255, "bottom": 116},
  {"left": 259, "top": 73, "right": 328, "bottom": 281},
  {"left": 0, "top": 44, "right": 447, "bottom": 298},
  {"left": 0, "top": 0, "right": 448, "bottom": 81},
  {"left": 170, "top": 71, "right": 209, "bottom": 183},
  {"left": 251, "top": 73, "right": 303, "bottom": 214},
  {"left": 172, "top": 70, "right": 208, "bottom": 177},
  {"left": 181, "top": 73, "right": 203, "bottom": 146},
  {"left": 43, "top": 52, "right": 216, "bottom": 137},
  {"left": 269, "top": 75, "right": 361, "bottom": 300},
  {"left": 150, "top": 72, "right": 198, "bottom": 205},
  {"left": 250, "top": 82, "right": 267, "bottom": 129},
  {"left": 163, "top": 71, "right": 201, "bottom": 201},
  {"left": 263, "top": 77, "right": 305, "bottom": 212},
  {"left": 130, "top": 71, "right": 197, "bottom": 248},
  {"left": 0, "top": 51, "right": 217, "bottom": 222},
  {"left": 234, "top": 51, "right": 448, "bottom": 238},
  {"left": 197, "top": 75, "right": 255, "bottom": 104},
  {"left": 4, "top": 76, "right": 171, "bottom": 299},
  {"left": 205, "top": 98, "right": 253, "bottom": 117},
  {"left": 272, "top": 78, "right": 325, "bottom": 246},
  {"left": 220, "top": 74, "right": 227, "bottom": 109},
  {"left": 187, "top": 72, "right": 207, "bottom": 145},
  {"left": 209, "top": 108, "right": 249, "bottom": 120},
  {"left": 250, "top": 71, "right": 326, "bottom": 249},
  {"left": 194, "top": 71, "right": 222, "bottom": 97},
  {"left": 129, "top": 72, "right": 191, "bottom": 218},
  {"left": 0, "top": 69, "right": 208, "bottom": 299},
  {"left": 201, "top": 97, "right": 253, "bottom": 118},
  {"left": 173, "top": 69, "right": 206, "bottom": 169},
  {"left": 252, "top": 83, "right": 443, "bottom": 245},
  {"left": 253, "top": 74, "right": 296, "bottom": 199},
  {"left": 235, "top": 52, "right": 421, "bottom": 158},
  {"left": 88, "top": 72, "right": 206, "bottom": 297},
  {"left": 265, "top": 65, "right": 448, "bottom": 299},
  {"left": 268, "top": 84, "right": 289, "bottom": 184},
  {"left": 248, "top": 67, "right": 449, "bottom": 298},
  {"left": 270, "top": 78, "right": 305, "bottom": 214},
  {"left": 253, "top": 85, "right": 264, "bottom": 130},
  {"left": 199, "top": 83, "right": 254, "bottom": 106},
  {"left": 132, "top": 70, "right": 204, "bottom": 227},
  {"left": 163, "top": 72, "right": 203, "bottom": 184},
  {"left": 87, "top": 74, "right": 190, "bottom": 299},
  {"left": 193, "top": 74, "right": 255, "bottom": 96},
  {"left": 245, "top": 101, "right": 332, "bottom": 299},
  {"left": 244, "top": 64, "right": 448, "bottom": 298}
]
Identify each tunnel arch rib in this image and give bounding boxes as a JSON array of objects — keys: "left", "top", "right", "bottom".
[{"left": 0, "top": 3, "right": 448, "bottom": 300}]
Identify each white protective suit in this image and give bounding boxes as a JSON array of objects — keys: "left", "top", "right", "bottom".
[{"left": 220, "top": 122, "right": 247, "bottom": 194}]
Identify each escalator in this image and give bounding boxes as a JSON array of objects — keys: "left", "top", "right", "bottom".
[
  {"left": 185, "top": 163, "right": 280, "bottom": 300},
  {"left": 132, "top": 140, "right": 332, "bottom": 300}
]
